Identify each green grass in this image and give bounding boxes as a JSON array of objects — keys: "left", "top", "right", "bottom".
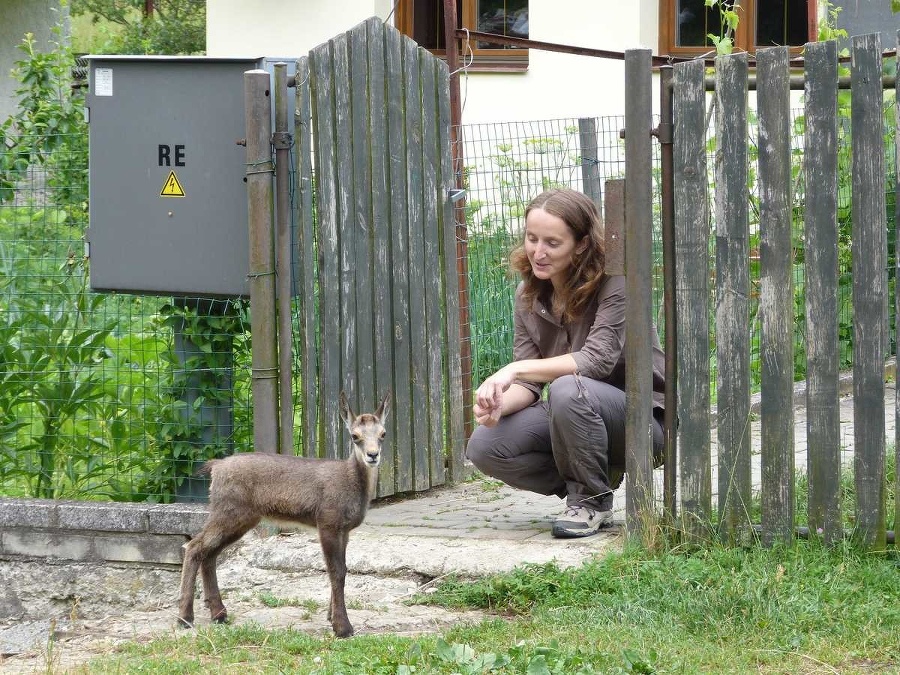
[
  {"left": 79, "top": 541, "right": 899, "bottom": 674},
  {"left": 257, "top": 593, "right": 320, "bottom": 614}
]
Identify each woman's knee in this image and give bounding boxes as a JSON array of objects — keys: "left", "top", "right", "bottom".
[
  {"left": 465, "top": 427, "right": 496, "bottom": 471},
  {"left": 547, "top": 375, "right": 580, "bottom": 414}
]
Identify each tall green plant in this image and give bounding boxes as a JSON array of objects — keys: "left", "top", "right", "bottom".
[
  {"left": 0, "top": 28, "right": 88, "bottom": 215},
  {"left": 706, "top": 0, "right": 740, "bottom": 56},
  {"left": 0, "top": 249, "right": 114, "bottom": 498}
]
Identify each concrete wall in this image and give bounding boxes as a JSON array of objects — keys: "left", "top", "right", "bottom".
[
  {"left": 206, "top": 0, "right": 658, "bottom": 124},
  {"left": 0, "top": 0, "right": 69, "bottom": 123},
  {"left": 0, "top": 498, "right": 207, "bottom": 576}
]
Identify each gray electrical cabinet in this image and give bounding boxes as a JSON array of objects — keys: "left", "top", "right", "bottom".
[{"left": 85, "top": 56, "right": 262, "bottom": 297}]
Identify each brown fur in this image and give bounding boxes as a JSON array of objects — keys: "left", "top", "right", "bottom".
[{"left": 177, "top": 391, "right": 390, "bottom": 637}]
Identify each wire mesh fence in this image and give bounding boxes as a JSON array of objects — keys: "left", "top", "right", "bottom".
[
  {"left": 0, "top": 135, "right": 252, "bottom": 502},
  {"left": 459, "top": 116, "right": 662, "bottom": 392},
  {"left": 1, "top": 98, "right": 897, "bottom": 502}
]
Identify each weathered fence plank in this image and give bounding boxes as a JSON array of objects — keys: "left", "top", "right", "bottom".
[
  {"left": 366, "top": 18, "right": 397, "bottom": 496},
  {"left": 385, "top": 27, "right": 414, "bottom": 491},
  {"left": 757, "top": 46, "right": 795, "bottom": 546},
  {"left": 404, "top": 38, "right": 431, "bottom": 492},
  {"left": 309, "top": 38, "right": 343, "bottom": 459},
  {"left": 672, "top": 58, "right": 711, "bottom": 538},
  {"left": 623, "top": 49, "right": 655, "bottom": 542},
  {"left": 349, "top": 22, "right": 376, "bottom": 413},
  {"left": 895, "top": 30, "right": 900, "bottom": 546},
  {"left": 437, "top": 59, "right": 466, "bottom": 483},
  {"left": 333, "top": 34, "right": 359, "bottom": 433},
  {"left": 714, "top": 52, "right": 752, "bottom": 543},
  {"left": 803, "top": 40, "right": 842, "bottom": 544},
  {"left": 294, "top": 56, "right": 318, "bottom": 458},
  {"left": 421, "top": 52, "right": 447, "bottom": 485},
  {"left": 851, "top": 33, "right": 887, "bottom": 550},
  {"left": 603, "top": 180, "right": 625, "bottom": 276}
]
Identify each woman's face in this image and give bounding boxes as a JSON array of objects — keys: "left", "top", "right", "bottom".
[{"left": 523, "top": 206, "right": 583, "bottom": 290}]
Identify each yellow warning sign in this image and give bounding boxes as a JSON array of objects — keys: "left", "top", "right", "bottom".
[{"left": 160, "top": 171, "right": 185, "bottom": 197}]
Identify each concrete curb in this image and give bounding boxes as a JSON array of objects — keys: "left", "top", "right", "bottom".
[{"left": 0, "top": 498, "right": 208, "bottom": 565}]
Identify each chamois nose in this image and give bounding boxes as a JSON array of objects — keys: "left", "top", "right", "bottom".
[{"left": 366, "top": 451, "right": 381, "bottom": 466}]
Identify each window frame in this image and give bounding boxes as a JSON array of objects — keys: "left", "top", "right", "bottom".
[
  {"left": 658, "top": 0, "right": 819, "bottom": 58},
  {"left": 396, "top": 0, "right": 529, "bottom": 72}
]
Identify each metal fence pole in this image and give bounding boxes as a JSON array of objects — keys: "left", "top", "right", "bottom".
[
  {"left": 273, "top": 62, "right": 294, "bottom": 455},
  {"left": 624, "top": 49, "right": 655, "bottom": 543},
  {"left": 244, "top": 69, "right": 280, "bottom": 453},
  {"left": 578, "top": 117, "right": 602, "bottom": 208},
  {"left": 443, "top": 0, "right": 474, "bottom": 439},
  {"left": 657, "top": 65, "right": 678, "bottom": 522}
]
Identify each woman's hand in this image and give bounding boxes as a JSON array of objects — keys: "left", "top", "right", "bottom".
[
  {"left": 472, "top": 366, "right": 517, "bottom": 427},
  {"left": 473, "top": 400, "right": 502, "bottom": 427}
]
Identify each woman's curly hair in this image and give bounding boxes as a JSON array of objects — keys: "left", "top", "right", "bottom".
[{"left": 509, "top": 188, "right": 607, "bottom": 324}]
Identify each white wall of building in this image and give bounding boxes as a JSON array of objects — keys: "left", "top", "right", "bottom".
[
  {"left": 206, "top": 0, "right": 394, "bottom": 58},
  {"left": 0, "top": 0, "right": 68, "bottom": 122},
  {"left": 206, "top": 0, "right": 659, "bottom": 124}
]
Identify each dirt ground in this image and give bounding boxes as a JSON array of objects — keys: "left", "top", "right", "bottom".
[
  {"left": 0, "top": 479, "right": 613, "bottom": 673},
  {"left": 0, "top": 545, "right": 489, "bottom": 674}
]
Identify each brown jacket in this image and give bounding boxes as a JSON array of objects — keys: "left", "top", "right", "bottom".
[{"left": 512, "top": 274, "right": 666, "bottom": 410}]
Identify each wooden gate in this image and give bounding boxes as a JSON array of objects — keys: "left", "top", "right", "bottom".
[
  {"left": 292, "top": 17, "right": 465, "bottom": 496},
  {"left": 671, "top": 33, "right": 898, "bottom": 550}
]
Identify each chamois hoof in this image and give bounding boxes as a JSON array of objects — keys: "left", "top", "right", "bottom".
[
  {"left": 212, "top": 609, "right": 229, "bottom": 624},
  {"left": 177, "top": 616, "right": 194, "bottom": 629},
  {"left": 332, "top": 623, "right": 354, "bottom": 638}
]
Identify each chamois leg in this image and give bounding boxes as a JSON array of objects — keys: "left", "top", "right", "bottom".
[
  {"left": 178, "top": 515, "right": 255, "bottom": 628},
  {"left": 202, "top": 516, "right": 258, "bottom": 623},
  {"left": 200, "top": 552, "right": 228, "bottom": 623},
  {"left": 177, "top": 538, "right": 204, "bottom": 627},
  {"left": 319, "top": 528, "right": 352, "bottom": 637}
]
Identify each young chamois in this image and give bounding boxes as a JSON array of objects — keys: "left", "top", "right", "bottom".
[{"left": 177, "top": 391, "right": 390, "bottom": 638}]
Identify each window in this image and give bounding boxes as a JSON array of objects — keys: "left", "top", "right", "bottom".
[
  {"left": 396, "top": 0, "right": 529, "bottom": 71},
  {"left": 659, "top": 0, "right": 817, "bottom": 57}
]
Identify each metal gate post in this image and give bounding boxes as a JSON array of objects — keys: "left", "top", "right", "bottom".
[
  {"left": 657, "top": 64, "right": 678, "bottom": 522},
  {"left": 244, "top": 69, "right": 280, "bottom": 453},
  {"left": 273, "top": 62, "right": 294, "bottom": 455},
  {"left": 624, "top": 49, "right": 656, "bottom": 544}
]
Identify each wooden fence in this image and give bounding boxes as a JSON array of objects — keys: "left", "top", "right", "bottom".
[
  {"left": 292, "top": 17, "right": 466, "bottom": 497},
  {"left": 667, "top": 33, "right": 898, "bottom": 549}
]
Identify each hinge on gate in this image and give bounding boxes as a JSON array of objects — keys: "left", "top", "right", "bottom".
[
  {"left": 449, "top": 188, "right": 466, "bottom": 203},
  {"left": 272, "top": 131, "right": 293, "bottom": 150},
  {"left": 653, "top": 122, "right": 673, "bottom": 144}
]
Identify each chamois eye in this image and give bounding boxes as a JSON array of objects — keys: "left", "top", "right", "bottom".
[
  {"left": 379, "top": 431, "right": 386, "bottom": 440},
  {"left": 352, "top": 433, "right": 363, "bottom": 444}
]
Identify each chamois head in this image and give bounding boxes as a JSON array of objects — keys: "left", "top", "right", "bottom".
[{"left": 339, "top": 391, "right": 390, "bottom": 467}]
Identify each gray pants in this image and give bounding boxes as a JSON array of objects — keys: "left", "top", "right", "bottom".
[{"left": 466, "top": 374, "right": 663, "bottom": 512}]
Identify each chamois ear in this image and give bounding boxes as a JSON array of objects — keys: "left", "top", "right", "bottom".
[
  {"left": 376, "top": 391, "right": 391, "bottom": 423},
  {"left": 339, "top": 390, "right": 354, "bottom": 429}
]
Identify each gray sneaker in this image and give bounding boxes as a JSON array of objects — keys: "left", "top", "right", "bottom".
[{"left": 551, "top": 505, "right": 613, "bottom": 538}]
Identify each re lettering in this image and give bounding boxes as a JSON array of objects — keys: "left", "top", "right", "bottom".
[{"left": 158, "top": 144, "right": 186, "bottom": 167}]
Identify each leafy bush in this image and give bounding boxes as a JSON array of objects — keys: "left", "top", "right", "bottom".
[{"left": 71, "top": 0, "right": 206, "bottom": 55}]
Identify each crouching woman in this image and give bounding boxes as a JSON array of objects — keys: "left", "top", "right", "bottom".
[{"left": 466, "top": 187, "right": 665, "bottom": 538}]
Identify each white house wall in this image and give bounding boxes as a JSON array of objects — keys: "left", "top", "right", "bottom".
[
  {"left": 206, "top": 0, "right": 659, "bottom": 124},
  {"left": 206, "top": 0, "right": 395, "bottom": 59},
  {"left": 0, "top": 0, "right": 68, "bottom": 123}
]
